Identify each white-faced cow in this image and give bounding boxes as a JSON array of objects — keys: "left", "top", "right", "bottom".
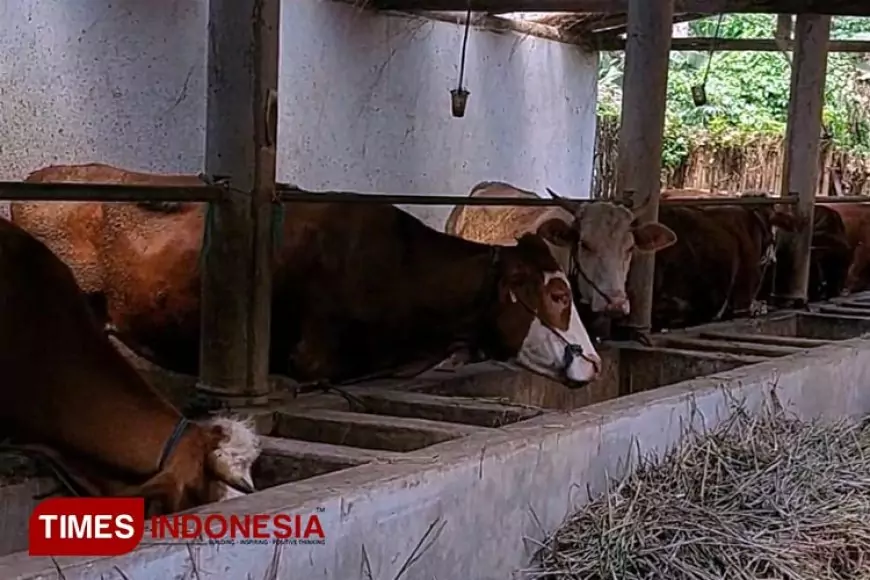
[
  {"left": 444, "top": 181, "right": 677, "bottom": 334},
  {"left": 11, "top": 164, "right": 602, "bottom": 389}
]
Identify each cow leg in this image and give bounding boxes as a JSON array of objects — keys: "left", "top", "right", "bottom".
[
  {"left": 630, "top": 329, "right": 653, "bottom": 346},
  {"left": 610, "top": 324, "right": 653, "bottom": 346},
  {"left": 845, "top": 242, "right": 870, "bottom": 293}
]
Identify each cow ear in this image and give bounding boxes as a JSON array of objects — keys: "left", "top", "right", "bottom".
[
  {"left": 537, "top": 218, "right": 578, "bottom": 248},
  {"left": 771, "top": 211, "right": 800, "bottom": 232},
  {"left": 633, "top": 222, "right": 677, "bottom": 253}
]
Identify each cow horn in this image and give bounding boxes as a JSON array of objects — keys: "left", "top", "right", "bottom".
[{"left": 546, "top": 187, "right": 581, "bottom": 214}]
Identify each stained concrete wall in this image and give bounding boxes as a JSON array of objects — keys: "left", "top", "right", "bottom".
[{"left": 0, "top": 0, "right": 598, "bottom": 229}]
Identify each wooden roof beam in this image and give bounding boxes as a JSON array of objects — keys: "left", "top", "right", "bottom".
[
  {"left": 373, "top": 0, "right": 870, "bottom": 17},
  {"left": 589, "top": 12, "right": 706, "bottom": 35}
]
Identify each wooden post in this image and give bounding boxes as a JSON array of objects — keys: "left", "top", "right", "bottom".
[
  {"left": 776, "top": 14, "right": 793, "bottom": 42},
  {"left": 774, "top": 14, "right": 831, "bottom": 305},
  {"left": 614, "top": 0, "right": 674, "bottom": 336},
  {"left": 196, "top": 0, "right": 280, "bottom": 408}
]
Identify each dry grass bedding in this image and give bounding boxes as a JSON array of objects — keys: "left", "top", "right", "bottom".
[{"left": 528, "top": 398, "right": 870, "bottom": 580}]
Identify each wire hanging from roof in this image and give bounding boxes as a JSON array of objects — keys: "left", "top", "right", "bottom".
[
  {"left": 451, "top": 1, "right": 472, "bottom": 117},
  {"left": 692, "top": 13, "right": 725, "bottom": 107}
]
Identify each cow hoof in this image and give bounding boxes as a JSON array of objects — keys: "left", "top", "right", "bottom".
[
  {"left": 631, "top": 330, "right": 653, "bottom": 347},
  {"left": 433, "top": 355, "right": 466, "bottom": 371}
]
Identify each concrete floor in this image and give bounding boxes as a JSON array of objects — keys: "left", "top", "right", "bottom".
[{"left": 4, "top": 295, "right": 870, "bottom": 579}]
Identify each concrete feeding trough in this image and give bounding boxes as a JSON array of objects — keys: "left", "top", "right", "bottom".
[{"left": 3, "top": 292, "right": 870, "bottom": 578}]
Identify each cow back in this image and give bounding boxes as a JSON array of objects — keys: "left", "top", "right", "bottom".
[
  {"left": 652, "top": 206, "right": 739, "bottom": 330},
  {"left": 445, "top": 182, "right": 574, "bottom": 247},
  {"left": 0, "top": 217, "right": 183, "bottom": 479}
]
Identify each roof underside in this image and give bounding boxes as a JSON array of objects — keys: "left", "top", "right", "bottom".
[
  {"left": 507, "top": 11, "right": 705, "bottom": 36},
  {"left": 372, "top": 0, "right": 870, "bottom": 18}
]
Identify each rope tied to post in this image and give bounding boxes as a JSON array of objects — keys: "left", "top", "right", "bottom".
[{"left": 197, "top": 173, "right": 285, "bottom": 272}]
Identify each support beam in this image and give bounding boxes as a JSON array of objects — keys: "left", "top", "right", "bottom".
[
  {"left": 373, "top": 0, "right": 870, "bottom": 16},
  {"left": 197, "top": 0, "right": 280, "bottom": 408},
  {"left": 774, "top": 14, "right": 831, "bottom": 305},
  {"left": 614, "top": 0, "right": 674, "bottom": 337}
]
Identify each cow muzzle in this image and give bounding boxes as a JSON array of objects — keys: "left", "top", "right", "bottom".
[
  {"left": 602, "top": 297, "right": 630, "bottom": 317},
  {"left": 563, "top": 343, "right": 602, "bottom": 389}
]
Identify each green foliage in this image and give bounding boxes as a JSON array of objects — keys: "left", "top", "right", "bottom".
[{"left": 597, "top": 15, "right": 870, "bottom": 170}]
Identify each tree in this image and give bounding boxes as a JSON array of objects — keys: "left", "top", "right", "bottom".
[{"left": 597, "top": 15, "right": 870, "bottom": 171}]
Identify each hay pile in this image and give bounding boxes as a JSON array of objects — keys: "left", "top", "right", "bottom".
[{"left": 531, "top": 401, "right": 870, "bottom": 580}]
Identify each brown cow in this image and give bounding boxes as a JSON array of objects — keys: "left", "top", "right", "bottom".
[
  {"left": 12, "top": 164, "right": 602, "bottom": 387},
  {"left": 760, "top": 204, "right": 853, "bottom": 302},
  {"left": 0, "top": 216, "right": 260, "bottom": 517},
  {"left": 820, "top": 202, "right": 870, "bottom": 294},
  {"left": 652, "top": 199, "right": 799, "bottom": 330},
  {"left": 663, "top": 189, "right": 852, "bottom": 303},
  {"left": 444, "top": 182, "right": 677, "bottom": 322},
  {"left": 660, "top": 188, "right": 732, "bottom": 199}
]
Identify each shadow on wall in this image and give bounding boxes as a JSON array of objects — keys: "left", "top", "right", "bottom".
[
  {"left": 1, "top": 0, "right": 597, "bottom": 232},
  {"left": 0, "top": 0, "right": 206, "bottom": 178},
  {"left": 277, "top": 1, "right": 598, "bottom": 229}
]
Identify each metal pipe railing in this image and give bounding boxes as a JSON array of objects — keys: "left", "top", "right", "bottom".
[{"left": 1, "top": 180, "right": 870, "bottom": 207}]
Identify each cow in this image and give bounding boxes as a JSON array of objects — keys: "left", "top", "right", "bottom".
[
  {"left": 660, "top": 188, "right": 732, "bottom": 199},
  {"left": 663, "top": 189, "right": 852, "bottom": 303},
  {"left": 11, "top": 164, "right": 602, "bottom": 388},
  {"left": 819, "top": 202, "right": 870, "bottom": 294},
  {"left": 652, "top": 199, "right": 799, "bottom": 330},
  {"left": 760, "top": 204, "right": 853, "bottom": 302},
  {"left": 443, "top": 181, "right": 677, "bottom": 335},
  {"left": 0, "top": 216, "right": 260, "bottom": 517}
]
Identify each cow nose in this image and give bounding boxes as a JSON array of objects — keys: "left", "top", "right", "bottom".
[
  {"left": 605, "top": 298, "right": 630, "bottom": 317},
  {"left": 563, "top": 348, "right": 602, "bottom": 389},
  {"left": 565, "top": 345, "right": 602, "bottom": 373}
]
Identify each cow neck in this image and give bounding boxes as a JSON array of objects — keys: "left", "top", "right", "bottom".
[
  {"left": 739, "top": 208, "right": 777, "bottom": 311},
  {"left": 156, "top": 416, "right": 192, "bottom": 472},
  {"left": 464, "top": 245, "right": 508, "bottom": 359}
]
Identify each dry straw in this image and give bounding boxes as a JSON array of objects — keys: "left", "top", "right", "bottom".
[{"left": 527, "top": 397, "right": 870, "bottom": 580}]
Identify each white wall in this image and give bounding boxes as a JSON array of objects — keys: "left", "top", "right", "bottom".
[{"left": 0, "top": 0, "right": 599, "bottom": 229}]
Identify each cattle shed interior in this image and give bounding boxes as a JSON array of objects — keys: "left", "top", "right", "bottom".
[{"left": 4, "top": 0, "right": 870, "bottom": 578}]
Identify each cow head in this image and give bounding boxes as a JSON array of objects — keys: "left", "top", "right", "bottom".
[
  {"left": 126, "top": 415, "right": 261, "bottom": 516},
  {"left": 770, "top": 206, "right": 853, "bottom": 300},
  {"left": 492, "top": 233, "right": 602, "bottom": 388},
  {"left": 538, "top": 188, "right": 676, "bottom": 317},
  {"left": 741, "top": 192, "right": 800, "bottom": 268}
]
